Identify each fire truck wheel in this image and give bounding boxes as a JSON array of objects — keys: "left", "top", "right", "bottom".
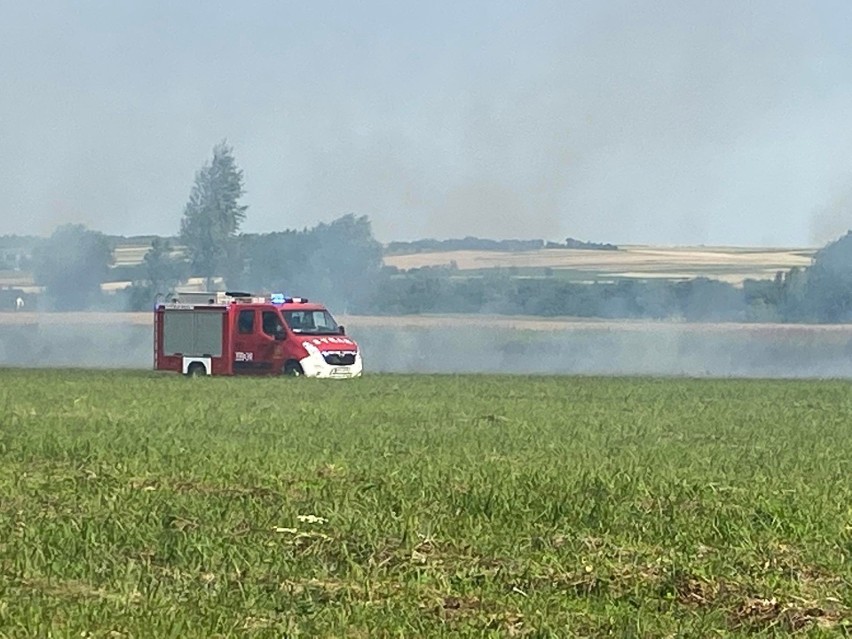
[
  {"left": 283, "top": 361, "right": 303, "bottom": 377},
  {"left": 186, "top": 362, "right": 207, "bottom": 377}
]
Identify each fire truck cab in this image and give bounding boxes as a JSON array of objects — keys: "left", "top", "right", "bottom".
[{"left": 154, "top": 291, "right": 362, "bottom": 378}]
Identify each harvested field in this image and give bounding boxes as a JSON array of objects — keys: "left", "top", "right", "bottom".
[{"left": 384, "top": 246, "right": 816, "bottom": 284}]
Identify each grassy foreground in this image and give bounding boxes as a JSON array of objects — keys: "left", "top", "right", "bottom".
[{"left": 0, "top": 371, "right": 850, "bottom": 637}]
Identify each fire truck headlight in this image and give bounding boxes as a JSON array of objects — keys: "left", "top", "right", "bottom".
[{"left": 304, "top": 342, "right": 320, "bottom": 356}]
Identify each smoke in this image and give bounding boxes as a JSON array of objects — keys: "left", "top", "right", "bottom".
[
  {"left": 3, "top": 2, "right": 852, "bottom": 372},
  {"left": 810, "top": 184, "right": 852, "bottom": 246},
  {"left": 2, "top": 1, "right": 852, "bottom": 246},
  {"left": 353, "top": 321, "right": 852, "bottom": 378},
  {"left": 2, "top": 317, "right": 851, "bottom": 379},
  {"left": 0, "top": 321, "right": 151, "bottom": 369}
]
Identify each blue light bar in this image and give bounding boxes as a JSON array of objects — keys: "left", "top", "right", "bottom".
[{"left": 270, "top": 293, "right": 309, "bottom": 304}]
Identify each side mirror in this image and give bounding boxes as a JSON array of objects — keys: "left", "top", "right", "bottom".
[
  {"left": 338, "top": 325, "right": 346, "bottom": 336},
  {"left": 275, "top": 329, "right": 286, "bottom": 341}
]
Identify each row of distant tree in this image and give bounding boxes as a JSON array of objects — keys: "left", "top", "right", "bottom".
[{"left": 124, "top": 213, "right": 383, "bottom": 313}]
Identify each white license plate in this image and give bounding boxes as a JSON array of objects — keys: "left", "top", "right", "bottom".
[{"left": 330, "top": 367, "right": 350, "bottom": 376}]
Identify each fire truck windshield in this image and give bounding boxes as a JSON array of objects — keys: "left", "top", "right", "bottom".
[{"left": 283, "top": 309, "right": 340, "bottom": 335}]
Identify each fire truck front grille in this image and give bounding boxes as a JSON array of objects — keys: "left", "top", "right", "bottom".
[{"left": 323, "top": 352, "right": 356, "bottom": 366}]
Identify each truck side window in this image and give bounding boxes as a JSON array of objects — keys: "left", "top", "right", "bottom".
[
  {"left": 238, "top": 310, "right": 255, "bottom": 334},
  {"left": 262, "top": 311, "right": 283, "bottom": 337}
]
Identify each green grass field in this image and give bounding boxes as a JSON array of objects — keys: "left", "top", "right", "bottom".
[{"left": 0, "top": 371, "right": 850, "bottom": 637}]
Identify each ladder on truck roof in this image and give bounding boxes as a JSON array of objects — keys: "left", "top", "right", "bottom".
[
  {"left": 165, "top": 291, "right": 261, "bottom": 305},
  {"left": 162, "top": 291, "right": 310, "bottom": 306}
]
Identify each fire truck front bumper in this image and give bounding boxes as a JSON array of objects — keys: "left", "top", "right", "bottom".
[{"left": 299, "top": 350, "right": 363, "bottom": 379}]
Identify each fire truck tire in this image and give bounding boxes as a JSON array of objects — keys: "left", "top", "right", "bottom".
[
  {"left": 186, "top": 362, "right": 207, "bottom": 377},
  {"left": 283, "top": 361, "right": 303, "bottom": 377}
]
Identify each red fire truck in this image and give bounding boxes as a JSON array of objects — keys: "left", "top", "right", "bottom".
[{"left": 154, "top": 291, "right": 362, "bottom": 378}]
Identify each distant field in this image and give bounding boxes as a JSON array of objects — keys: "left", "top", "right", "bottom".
[
  {"left": 112, "top": 245, "right": 154, "bottom": 266},
  {"left": 0, "top": 271, "right": 30, "bottom": 287},
  {"left": 0, "top": 371, "right": 849, "bottom": 636},
  {"left": 0, "top": 245, "right": 817, "bottom": 291},
  {"left": 384, "top": 246, "right": 816, "bottom": 285}
]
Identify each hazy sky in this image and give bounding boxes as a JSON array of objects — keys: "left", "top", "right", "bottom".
[{"left": 2, "top": 1, "right": 851, "bottom": 246}]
